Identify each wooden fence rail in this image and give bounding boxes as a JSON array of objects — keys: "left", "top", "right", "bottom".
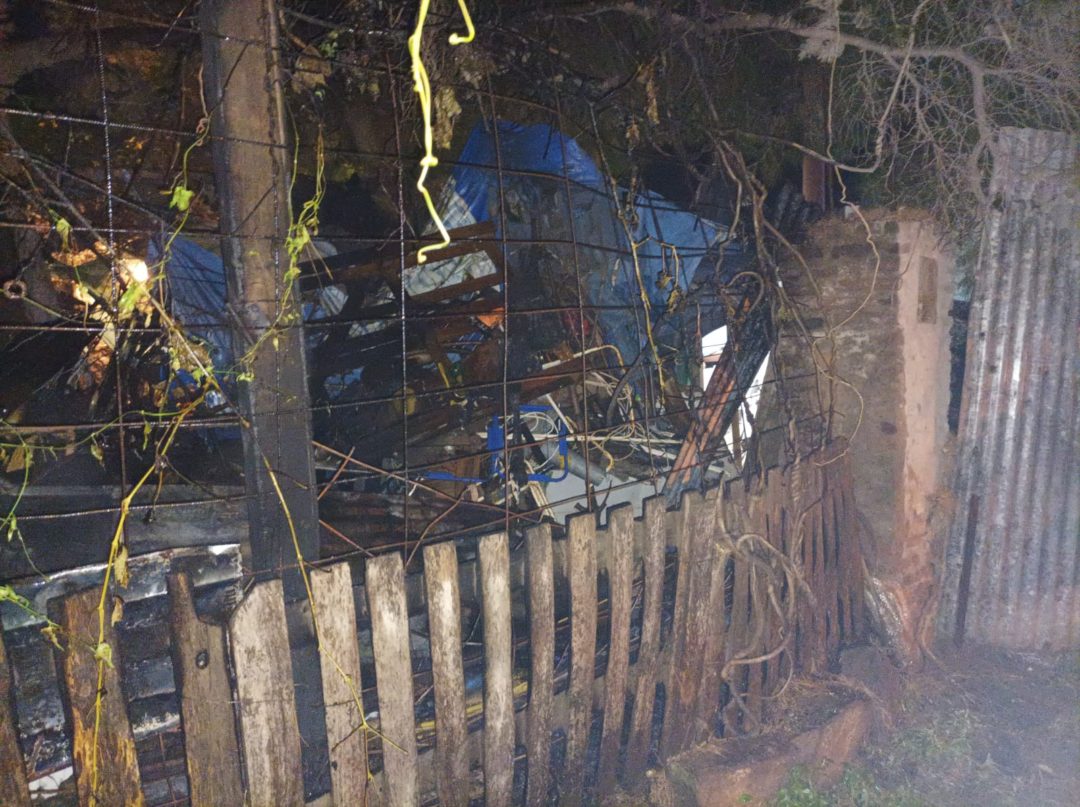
[{"left": 0, "top": 443, "right": 862, "bottom": 806}]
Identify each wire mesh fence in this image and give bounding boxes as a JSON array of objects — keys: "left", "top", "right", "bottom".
[{"left": 0, "top": 0, "right": 837, "bottom": 802}]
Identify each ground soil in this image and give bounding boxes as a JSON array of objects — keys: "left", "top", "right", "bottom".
[
  {"left": 839, "top": 645, "right": 1080, "bottom": 807},
  {"left": 609, "top": 645, "right": 1079, "bottom": 806}
]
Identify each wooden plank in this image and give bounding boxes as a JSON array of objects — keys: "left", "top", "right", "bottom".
[
  {"left": 53, "top": 586, "right": 145, "bottom": 807},
  {"left": 524, "top": 524, "right": 554, "bottom": 807},
  {"left": 310, "top": 563, "right": 369, "bottom": 807},
  {"left": 624, "top": 496, "right": 665, "bottom": 785},
  {"left": 761, "top": 467, "right": 786, "bottom": 702},
  {"left": 822, "top": 472, "right": 841, "bottom": 655},
  {"left": 696, "top": 538, "right": 730, "bottom": 745},
  {"left": 228, "top": 579, "right": 304, "bottom": 807},
  {"left": 659, "top": 491, "right": 699, "bottom": 757},
  {"left": 479, "top": 533, "right": 514, "bottom": 806},
  {"left": 742, "top": 484, "right": 766, "bottom": 726},
  {"left": 563, "top": 513, "right": 597, "bottom": 807},
  {"left": 422, "top": 543, "right": 469, "bottom": 807},
  {"left": 598, "top": 505, "right": 634, "bottom": 790},
  {"left": 366, "top": 553, "right": 419, "bottom": 807},
  {"left": 0, "top": 629, "right": 31, "bottom": 807},
  {"left": 167, "top": 572, "right": 243, "bottom": 807},
  {"left": 723, "top": 482, "right": 751, "bottom": 731},
  {"left": 663, "top": 490, "right": 718, "bottom": 756}
]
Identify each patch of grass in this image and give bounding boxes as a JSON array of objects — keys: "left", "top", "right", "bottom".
[
  {"left": 877, "top": 708, "right": 979, "bottom": 773},
  {"left": 769, "top": 764, "right": 929, "bottom": 807}
]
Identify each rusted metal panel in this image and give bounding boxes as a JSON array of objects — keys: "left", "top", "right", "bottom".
[{"left": 943, "top": 128, "right": 1080, "bottom": 650}]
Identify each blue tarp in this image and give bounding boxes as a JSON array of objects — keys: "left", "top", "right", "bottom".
[{"left": 440, "top": 121, "right": 747, "bottom": 370}]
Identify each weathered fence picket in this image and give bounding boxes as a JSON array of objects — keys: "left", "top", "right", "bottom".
[
  {"left": 524, "top": 524, "right": 555, "bottom": 807},
  {"left": 479, "top": 532, "right": 514, "bottom": 805},
  {"left": 6, "top": 444, "right": 863, "bottom": 806},
  {"left": 310, "top": 562, "right": 369, "bottom": 807},
  {"left": 624, "top": 495, "right": 667, "bottom": 784},
  {"left": 564, "top": 513, "right": 598, "bottom": 806},
  {"left": 423, "top": 542, "right": 471, "bottom": 807},
  {"left": 228, "top": 579, "right": 304, "bottom": 807},
  {"left": 55, "top": 586, "right": 145, "bottom": 807},
  {"left": 167, "top": 572, "right": 244, "bottom": 807},
  {"left": 597, "top": 505, "right": 633, "bottom": 791},
  {"left": 367, "top": 552, "right": 420, "bottom": 807}
]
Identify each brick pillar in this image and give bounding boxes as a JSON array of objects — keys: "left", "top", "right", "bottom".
[{"left": 763, "top": 212, "right": 955, "bottom": 664}]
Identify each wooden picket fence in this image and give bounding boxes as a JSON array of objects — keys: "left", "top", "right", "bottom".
[{"left": 0, "top": 443, "right": 862, "bottom": 806}]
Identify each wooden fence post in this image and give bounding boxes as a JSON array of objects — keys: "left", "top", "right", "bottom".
[
  {"left": 310, "top": 563, "right": 369, "bottom": 806},
  {"left": 229, "top": 579, "right": 304, "bottom": 807},
  {"left": 54, "top": 587, "right": 145, "bottom": 807},
  {"left": 167, "top": 572, "right": 243, "bottom": 807},
  {"left": 366, "top": 553, "right": 419, "bottom": 807},
  {"left": 423, "top": 542, "right": 470, "bottom": 807}
]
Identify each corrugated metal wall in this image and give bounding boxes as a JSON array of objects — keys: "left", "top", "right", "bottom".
[{"left": 941, "top": 128, "right": 1080, "bottom": 650}]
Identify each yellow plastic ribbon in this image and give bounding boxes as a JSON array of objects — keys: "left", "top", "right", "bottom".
[{"left": 409, "top": 0, "right": 475, "bottom": 264}]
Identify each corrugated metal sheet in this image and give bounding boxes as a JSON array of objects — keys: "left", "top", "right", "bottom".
[{"left": 941, "top": 128, "right": 1080, "bottom": 650}]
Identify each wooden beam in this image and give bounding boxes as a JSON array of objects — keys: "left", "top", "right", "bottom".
[{"left": 200, "top": 0, "right": 319, "bottom": 597}]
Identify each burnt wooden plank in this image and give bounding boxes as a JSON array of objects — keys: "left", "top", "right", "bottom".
[
  {"left": 0, "top": 629, "right": 31, "bottom": 806},
  {"left": 54, "top": 586, "right": 145, "bottom": 807},
  {"left": 228, "top": 580, "right": 303, "bottom": 807},
  {"left": 625, "top": 496, "right": 665, "bottom": 785},
  {"left": 597, "top": 505, "right": 633, "bottom": 790},
  {"left": 310, "top": 563, "right": 369, "bottom": 807},
  {"left": 422, "top": 542, "right": 470, "bottom": 807},
  {"left": 366, "top": 553, "right": 419, "bottom": 807},
  {"left": 563, "top": 513, "right": 597, "bottom": 807},
  {"left": 479, "top": 532, "right": 514, "bottom": 806},
  {"left": 167, "top": 572, "right": 243, "bottom": 807},
  {"left": 524, "top": 524, "right": 554, "bottom": 807}
]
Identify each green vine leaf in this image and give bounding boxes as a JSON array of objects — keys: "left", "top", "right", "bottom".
[
  {"left": 55, "top": 216, "right": 72, "bottom": 251},
  {"left": 169, "top": 184, "right": 194, "bottom": 212},
  {"left": 117, "top": 283, "right": 144, "bottom": 319},
  {"left": 92, "top": 641, "right": 114, "bottom": 669},
  {"left": 41, "top": 624, "right": 64, "bottom": 651}
]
